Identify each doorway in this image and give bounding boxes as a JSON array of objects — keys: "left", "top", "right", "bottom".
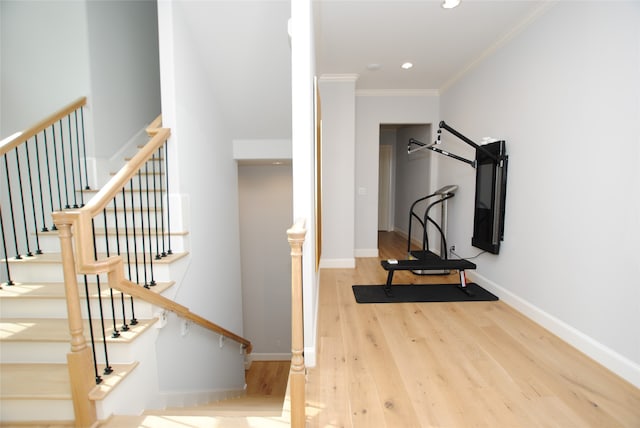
[{"left": 377, "top": 124, "right": 432, "bottom": 238}]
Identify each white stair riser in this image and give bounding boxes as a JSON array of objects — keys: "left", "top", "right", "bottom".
[
  {"left": 0, "top": 399, "right": 74, "bottom": 422},
  {"left": 1, "top": 336, "right": 146, "bottom": 364},
  {"left": 0, "top": 324, "right": 157, "bottom": 364},
  {"left": 37, "top": 232, "right": 187, "bottom": 254},
  {"left": 0, "top": 295, "right": 157, "bottom": 319},
  {"left": 94, "top": 209, "right": 167, "bottom": 229},
  {"left": 8, "top": 259, "right": 179, "bottom": 283}
]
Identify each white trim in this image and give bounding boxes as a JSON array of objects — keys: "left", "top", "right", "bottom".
[
  {"left": 319, "top": 258, "right": 356, "bottom": 269},
  {"left": 319, "top": 73, "right": 359, "bottom": 82},
  {"left": 356, "top": 89, "right": 439, "bottom": 97},
  {"left": 232, "top": 138, "right": 292, "bottom": 161},
  {"left": 468, "top": 271, "right": 640, "bottom": 389},
  {"left": 354, "top": 248, "right": 379, "bottom": 258},
  {"left": 304, "top": 268, "right": 320, "bottom": 368}
]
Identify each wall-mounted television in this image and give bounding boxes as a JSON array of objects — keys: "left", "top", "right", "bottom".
[{"left": 472, "top": 140, "right": 507, "bottom": 254}]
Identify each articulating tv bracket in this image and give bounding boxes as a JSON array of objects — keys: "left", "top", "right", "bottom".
[{"left": 408, "top": 121, "right": 503, "bottom": 168}]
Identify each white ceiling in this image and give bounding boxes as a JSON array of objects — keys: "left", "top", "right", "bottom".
[
  {"left": 314, "top": 0, "right": 548, "bottom": 90},
  {"left": 178, "top": 0, "right": 549, "bottom": 138}
]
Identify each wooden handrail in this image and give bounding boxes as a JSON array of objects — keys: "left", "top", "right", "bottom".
[
  {"left": 0, "top": 97, "right": 87, "bottom": 156},
  {"left": 52, "top": 127, "right": 252, "bottom": 353},
  {"left": 287, "top": 218, "right": 307, "bottom": 428},
  {"left": 145, "top": 114, "right": 163, "bottom": 136}
]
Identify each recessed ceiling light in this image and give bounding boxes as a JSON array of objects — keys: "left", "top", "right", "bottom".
[
  {"left": 401, "top": 62, "right": 413, "bottom": 70},
  {"left": 367, "top": 63, "right": 382, "bottom": 71},
  {"left": 442, "top": 0, "right": 461, "bottom": 9}
]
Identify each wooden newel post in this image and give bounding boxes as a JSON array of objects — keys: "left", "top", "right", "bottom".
[
  {"left": 53, "top": 216, "right": 97, "bottom": 427},
  {"left": 287, "top": 219, "right": 307, "bottom": 428}
]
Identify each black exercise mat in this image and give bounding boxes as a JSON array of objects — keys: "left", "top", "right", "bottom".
[{"left": 352, "top": 283, "right": 498, "bottom": 304}]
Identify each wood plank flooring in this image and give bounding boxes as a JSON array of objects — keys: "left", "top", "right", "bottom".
[{"left": 304, "top": 232, "right": 640, "bottom": 427}]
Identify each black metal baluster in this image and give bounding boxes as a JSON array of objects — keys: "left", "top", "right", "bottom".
[
  {"left": 91, "top": 219, "right": 113, "bottom": 375},
  {"left": 58, "top": 119, "right": 71, "bottom": 209},
  {"left": 137, "top": 170, "right": 149, "bottom": 288},
  {"left": 103, "top": 207, "right": 120, "bottom": 338},
  {"left": 23, "top": 140, "right": 43, "bottom": 254},
  {"left": 33, "top": 134, "right": 49, "bottom": 232},
  {"left": 157, "top": 147, "right": 167, "bottom": 258},
  {"left": 0, "top": 206, "right": 14, "bottom": 285},
  {"left": 13, "top": 148, "right": 33, "bottom": 257},
  {"left": 67, "top": 115, "right": 79, "bottom": 209},
  {"left": 164, "top": 143, "right": 172, "bottom": 255},
  {"left": 51, "top": 122, "right": 64, "bottom": 211},
  {"left": 42, "top": 127, "right": 57, "bottom": 230},
  {"left": 80, "top": 107, "right": 91, "bottom": 191},
  {"left": 127, "top": 181, "right": 138, "bottom": 325},
  {"left": 3, "top": 154, "right": 22, "bottom": 259},
  {"left": 121, "top": 187, "right": 137, "bottom": 325},
  {"left": 144, "top": 162, "right": 155, "bottom": 286},
  {"left": 82, "top": 274, "right": 103, "bottom": 384},
  {"left": 74, "top": 110, "right": 86, "bottom": 207},
  {"left": 129, "top": 180, "right": 140, "bottom": 285},
  {"left": 152, "top": 151, "right": 161, "bottom": 260},
  {"left": 112, "top": 195, "right": 129, "bottom": 332}
]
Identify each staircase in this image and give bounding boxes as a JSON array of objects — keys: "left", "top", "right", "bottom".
[
  {"left": 0, "top": 160, "right": 190, "bottom": 424},
  {"left": 1, "top": 99, "right": 303, "bottom": 427}
]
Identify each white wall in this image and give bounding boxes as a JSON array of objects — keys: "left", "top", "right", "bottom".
[
  {"left": 291, "top": 0, "right": 319, "bottom": 367},
  {"left": 85, "top": 0, "right": 161, "bottom": 159},
  {"left": 238, "top": 164, "right": 293, "bottom": 359},
  {"left": 0, "top": 0, "right": 161, "bottom": 177},
  {"left": 354, "top": 92, "right": 439, "bottom": 256},
  {"left": 155, "top": 1, "right": 246, "bottom": 397},
  {"left": 0, "top": 0, "right": 91, "bottom": 138},
  {"left": 439, "top": 1, "right": 640, "bottom": 386},
  {"left": 393, "top": 125, "right": 432, "bottom": 244},
  {"left": 318, "top": 76, "right": 357, "bottom": 268}
]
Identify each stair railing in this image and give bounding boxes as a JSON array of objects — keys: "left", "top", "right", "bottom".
[
  {"left": 51, "top": 115, "right": 252, "bottom": 427},
  {"left": 287, "top": 218, "right": 307, "bottom": 428},
  {"left": 1, "top": 97, "right": 90, "bottom": 287}
]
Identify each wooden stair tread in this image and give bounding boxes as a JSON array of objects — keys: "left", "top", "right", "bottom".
[
  {"left": 4, "top": 251, "right": 188, "bottom": 264},
  {"left": 88, "top": 362, "right": 138, "bottom": 401},
  {"left": 0, "top": 362, "right": 139, "bottom": 399},
  {"left": 0, "top": 318, "right": 156, "bottom": 342},
  {"left": 0, "top": 363, "right": 72, "bottom": 399},
  {"left": 0, "top": 281, "right": 175, "bottom": 299}
]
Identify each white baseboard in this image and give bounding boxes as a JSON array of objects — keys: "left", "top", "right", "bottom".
[
  {"left": 468, "top": 271, "right": 640, "bottom": 389},
  {"left": 319, "top": 258, "right": 355, "bottom": 268},
  {"left": 354, "top": 248, "right": 378, "bottom": 258}
]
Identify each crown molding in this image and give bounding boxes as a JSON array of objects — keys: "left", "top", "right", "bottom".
[
  {"left": 318, "top": 73, "right": 360, "bottom": 82},
  {"left": 355, "top": 88, "right": 439, "bottom": 97},
  {"left": 440, "top": 1, "right": 557, "bottom": 93}
]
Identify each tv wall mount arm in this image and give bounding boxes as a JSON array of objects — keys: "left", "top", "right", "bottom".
[{"left": 408, "top": 121, "right": 504, "bottom": 167}]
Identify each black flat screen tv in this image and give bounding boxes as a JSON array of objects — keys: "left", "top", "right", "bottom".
[{"left": 472, "top": 140, "right": 507, "bottom": 254}]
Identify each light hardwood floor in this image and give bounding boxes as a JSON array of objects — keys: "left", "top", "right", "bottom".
[{"left": 304, "top": 232, "right": 640, "bottom": 427}]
